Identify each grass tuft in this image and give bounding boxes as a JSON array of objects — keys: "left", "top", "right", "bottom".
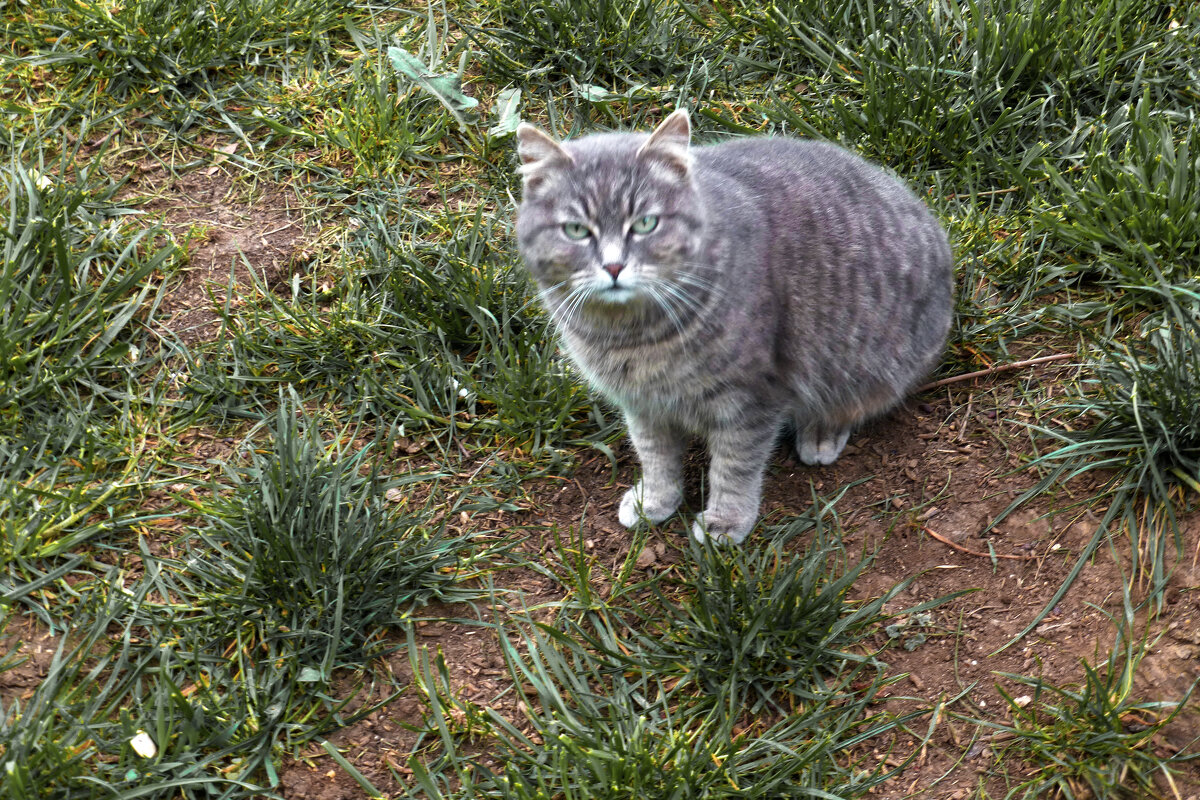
[
  {"left": 186, "top": 396, "right": 501, "bottom": 673},
  {"left": 20, "top": 0, "right": 353, "bottom": 102},
  {"left": 997, "top": 285, "right": 1200, "bottom": 643},
  {"left": 986, "top": 607, "right": 1197, "bottom": 798},
  {"left": 412, "top": 593, "right": 933, "bottom": 799},
  {"left": 1032, "top": 107, "right": 1200, "bottom": 286},
  {"left": 759, "top": 0, "right": 1194, "bottom": 183},
  {"left": 0, "top": 572, "right": 275, "bottom": 798},
  {"left": 465, "top": 0, "right": 709, "bottom": 88},
  {"left": 659, "top": 514, "right": 898, "bottom": 711},
  {"left": 0, "top": 137, "right": 176, "bottom": 414}
]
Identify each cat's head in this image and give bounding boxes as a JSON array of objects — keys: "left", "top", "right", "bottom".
[{"left": 514, "top": 110, "right": 708, "bottom": 332}]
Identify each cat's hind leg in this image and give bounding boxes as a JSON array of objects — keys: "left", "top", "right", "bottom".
[
  {"left": 618, "top": 414, "right": 685, "bottom": 528},
  {"left": 795, "top": 420, "right": 851, "bottom": 466}
]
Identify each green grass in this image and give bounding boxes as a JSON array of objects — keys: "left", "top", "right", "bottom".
[
  {"left": 1031, "top": 105, "right": 1200, "bottom": 287},
  {"left": 650, "top": 515, "right": 910, "bottom": 711},
  {"left": 755, "top": 0, "right": 1196, "bottom": 184},
  {"left": 463, "top": 0, "right": 711, "bottom": 88},
  {"left": 180, "top": 179, "right": 608, "bottom": 450},
  {"left": 3, "top": 0, "right": 1200, "bottom": 797},
  {"left": 407, "top": 511, "right": 939, "bottom": 799},
  {"left": 982, "top": 599, "right": 1199, "bottom": 798},
  {"left": 187, "top": 396, "right": 508, "bottom": 670},
  {"left": 996, "top": 284, "right": 1200, "bottom": 642},
  {"left": 0, "top": 136, "right": 177, "bottom": 414}
]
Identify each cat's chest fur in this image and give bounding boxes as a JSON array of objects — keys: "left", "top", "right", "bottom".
[{"left": 561, "top": 328, "right": 764, "bottom": 430}]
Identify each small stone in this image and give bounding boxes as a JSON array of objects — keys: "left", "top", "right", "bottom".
[{"left": 636, "top": 547, "right": 657, "bottom": 569}]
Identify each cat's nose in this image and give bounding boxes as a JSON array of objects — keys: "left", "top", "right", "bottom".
[{"left": 603, "top": 263, "right": 625, "bottom": 279}]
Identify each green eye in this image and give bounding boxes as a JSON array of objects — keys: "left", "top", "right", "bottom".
[
  {"left": 562, "top": 222, "right": 591, "bottom": 240},
  {"left": 631, "top": 215, "right": 659, "bottom": 234}
]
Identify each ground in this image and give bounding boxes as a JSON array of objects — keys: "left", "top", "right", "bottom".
[
  {"left": 261, "top": 398, "right": 1200, "bottom": 798},
  {"left": 4, "top": 4, "right": 1200, "bottom": 796},
  {"left": 4, "top": 161, "right": 1197, "bottom": 800}
]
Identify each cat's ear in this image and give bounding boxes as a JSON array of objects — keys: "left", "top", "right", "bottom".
[
  {"left": 516, "top": 123, "right": 573, "bottom": 188},
  {"left": 637, "top": 108, "right": 692, "bottom": 177}
]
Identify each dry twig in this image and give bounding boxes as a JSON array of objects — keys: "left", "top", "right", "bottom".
[
  {"left": 918, "top": 353, "right": 1075, "bottom": 393},
  {"left": 921, "top": 526, "right": 1037, "bottom": 561}
]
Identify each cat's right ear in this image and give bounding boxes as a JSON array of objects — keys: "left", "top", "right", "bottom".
[{"left": 516, "top": 123, "right": 573, "bottom": 190}]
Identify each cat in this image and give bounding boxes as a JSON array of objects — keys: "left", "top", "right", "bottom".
[{"left": 515, "top": 109, "right": 953, "bottom": 544}]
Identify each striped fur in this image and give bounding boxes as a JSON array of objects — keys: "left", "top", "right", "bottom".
[{"left": 515, "top": 110, "right": 953, "bottom": 544}]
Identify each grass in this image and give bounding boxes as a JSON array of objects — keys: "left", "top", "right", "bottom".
[
  {"left": 995, "top": 283, "right": 1200, "bottom": 642},
  {"left": 408, "top": 511, "right": 939, "bottom": 799},
  {"left": 652, "top": 514, "right": 913, "bottom": 711},
  {"left": 3, "top": 0, "right": 1200, "bottom": 797},
  {"left": 982, "top": 597, "right": 1199, "bottom": 798},
  {"left": 462, "top": 0, "right": 711, "bottom": 88},
  {"left": 0, "top": 135, "right": 176, "bottom": 414},
  {"left": 186, "top": 396, "right": 509, "bottom": 672},
  {"left": 1031, "top": 105, "right": 1200, "bottom": 287}
]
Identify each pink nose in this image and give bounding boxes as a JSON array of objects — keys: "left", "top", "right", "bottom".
[{"left": 603, "top": 263, "right": 624, "bottom": 279}]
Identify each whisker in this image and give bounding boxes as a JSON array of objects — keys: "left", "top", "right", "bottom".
[
  {"left": 645, "top": 283, "right": 686, "bottom": 335},
  {"left": 517, "top": 277, "right": 571, "bottom": 316},
  {"left": 558, "top": 284, "right": 593, "bottom": 330},
  {"left": 657, "top": 282, "right": 705, "bottom": 320},
  {"left": 543, "top": 282, "right": 585, "bottom": 325}
]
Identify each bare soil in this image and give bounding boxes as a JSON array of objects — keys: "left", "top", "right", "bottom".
[
  {"left": 9, "top": 153, "right": 1193, "bottom": 799},
  {"left": 277, "top": 377, "right": 1200, "bottom": 800},
  {"left": 126, "top": 148, "right": 311, "bottom": 345}
]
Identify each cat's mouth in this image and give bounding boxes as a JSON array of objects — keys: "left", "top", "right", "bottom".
[{"left": 596, "top": 283, "right": 637, "bottom": 304}]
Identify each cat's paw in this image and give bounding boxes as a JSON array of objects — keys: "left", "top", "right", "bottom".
[
  {"left": 617, "top": 481, "right": 681, "bottom": 528},
  {"left": 690, "top": 511, "right": 754, "bottom": 545},
  {"left": 797, "top": 427, "right": 851, "bottom": 466}
]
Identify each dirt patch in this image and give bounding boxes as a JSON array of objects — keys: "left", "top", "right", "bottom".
[
  {"left": 299, "top": 373, "right": 1199, "bottom": 798},
  {"left": 0, "top": 613, "right": 61, "bottom": 710},
  {"left": 123, "top": 146, "right": 310, "bottom": 345}
]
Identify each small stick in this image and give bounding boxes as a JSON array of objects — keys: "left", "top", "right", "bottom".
[
  {"left": 921, "top": 526, "right": 1036, "bottom": 561},
  {"left": 918, "top": 353, "right": 1075, "bottom": 393},
  {"left": 943, "top": 186, "right": 1021, "bottom": 200}
]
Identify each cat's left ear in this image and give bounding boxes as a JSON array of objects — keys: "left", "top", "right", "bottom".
[{"left": 637, "top": 108, "right": 692, "bottom": 177}]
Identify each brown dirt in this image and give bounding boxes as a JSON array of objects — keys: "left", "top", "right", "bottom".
[
  {"left": 14, "top": 139, "right": 1194, "bottom": 799},
  {"left": 122, "top": 144, "right": 311, "bottom": 345},
  {"left": 282, "top": 374, "right": 1200, "bottom": 800},
  {"left": 0, "top": 613, "right": 61, "bottom": 711}
]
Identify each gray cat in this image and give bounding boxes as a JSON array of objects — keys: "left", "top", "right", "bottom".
[{"left": 515, "top": 109, "right": 952, "bottom": 544}]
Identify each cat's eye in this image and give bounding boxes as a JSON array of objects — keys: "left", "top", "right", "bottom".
[
  {"left": 631, "top": 215, "right": 659, "bottom": 234},
  {"left": 562, "top": 222, "right": 592, "bottom": 240}
]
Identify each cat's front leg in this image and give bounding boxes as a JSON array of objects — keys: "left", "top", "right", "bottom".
[
  {"left": 618, "top": 414, "right": 685, "bottom": 528},
  {"left": 692, "top": 420, "right": 777, "bottom": 544}
]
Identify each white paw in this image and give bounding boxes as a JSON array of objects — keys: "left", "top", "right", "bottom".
[
  {"left": 617, "top": 481, "right": 680, "bottom": 529},
  {"left": 797, "top": 428, "right": 851, "bottom": 466},
  {"left": 690, "top": 511, "right": 754, "bottom": 545}
]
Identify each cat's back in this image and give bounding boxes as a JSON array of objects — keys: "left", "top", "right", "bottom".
[
  {"left": 695, "top": 136, "right": 930, "bottom": 222},
  {"left": 692, "top": 135, "right": 951, "bottom": 284},
  {"left": 688, "top": 134, "right": 952, "bottom": 400}
]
